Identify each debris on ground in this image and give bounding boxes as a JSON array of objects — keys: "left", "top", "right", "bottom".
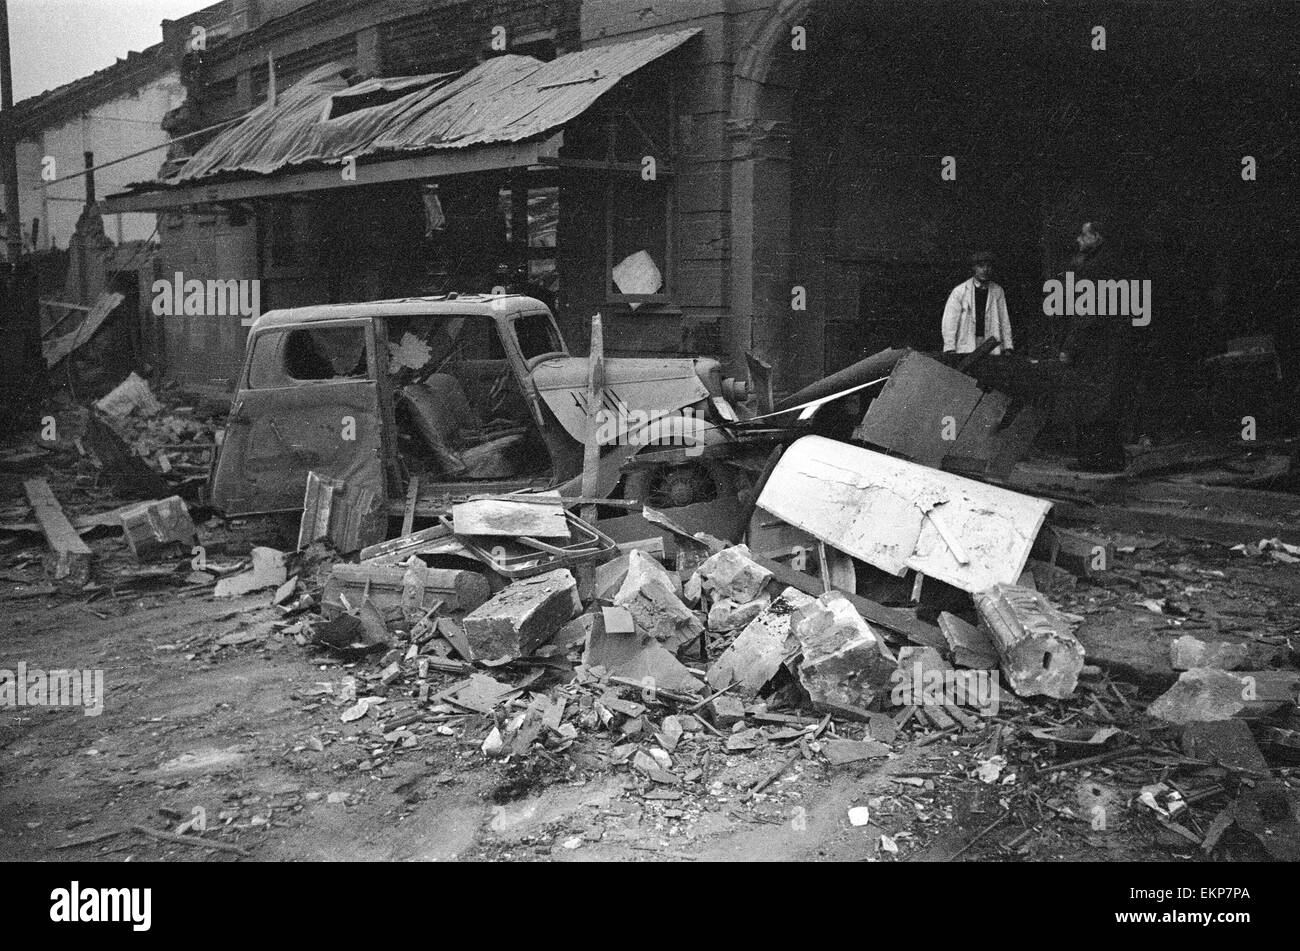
[{"left": 5, "top": 368, "right": 1299, "bottom": 866}]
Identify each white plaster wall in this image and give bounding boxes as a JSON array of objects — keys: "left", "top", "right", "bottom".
[{"left": 12, "top": 70, "right": 185, "bottom": 250}]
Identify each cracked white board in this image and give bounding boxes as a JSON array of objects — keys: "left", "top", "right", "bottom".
[{"left": 756, "top": 435, "right": 1052, "bottom": 593}]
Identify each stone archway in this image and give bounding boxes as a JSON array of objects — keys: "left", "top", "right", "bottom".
[{"left": 727, "top": 0, "right": 816, "bottom": 390}]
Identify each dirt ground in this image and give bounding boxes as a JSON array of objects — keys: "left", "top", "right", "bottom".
[
  {"left": 3, "top": 424, "right": 1298, "bottom": 863},
  {"left": 4, "top": 552, "right": 1274, "bottom": 863}
]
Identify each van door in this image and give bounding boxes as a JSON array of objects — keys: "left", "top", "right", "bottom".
[{"left": 211, "top": 319, "right": 387, "bottom": 520}]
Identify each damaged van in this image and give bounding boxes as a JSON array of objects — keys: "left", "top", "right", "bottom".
[{"left": 209, "top": 294, "right": 767, "bottom": 541}]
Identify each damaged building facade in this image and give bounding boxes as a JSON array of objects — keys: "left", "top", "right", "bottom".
[
  {"left": 6, "top": 0, "right": 1300, "bottom": 871},
  {"left": 104, "top": 0, "right": 1300, "bottom": 438}
]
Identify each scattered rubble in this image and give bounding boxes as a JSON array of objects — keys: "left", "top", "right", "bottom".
[{"left": 5, "top": 363, "right": 1300, "bottom": 866}]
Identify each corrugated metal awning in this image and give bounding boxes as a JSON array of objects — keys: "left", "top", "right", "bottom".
[{"left": 104, "top": 29, "right": 700, "bottom": 212}]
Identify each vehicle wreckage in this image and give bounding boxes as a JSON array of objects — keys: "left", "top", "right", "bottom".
[
  {"left": 207, "top": 294, "right": 790, "bottom": 543},
  {"left": 207, "top": 293, "right": 1051, "bottom": 551}
]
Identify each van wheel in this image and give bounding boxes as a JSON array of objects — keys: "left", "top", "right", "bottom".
[{"left": 640, "top": 461, "right": 733, "bottom": 509}]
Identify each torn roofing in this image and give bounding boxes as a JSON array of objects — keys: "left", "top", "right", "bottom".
[{"left": 161, "top": 28, "right": 701, "bottom": 186}]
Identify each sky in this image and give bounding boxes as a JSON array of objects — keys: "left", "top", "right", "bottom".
[{"left": 9, "top": 0, "right": 209, "bottom": 101}]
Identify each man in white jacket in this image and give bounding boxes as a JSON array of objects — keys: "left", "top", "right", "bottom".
[{"left": 941, "top": 251, "right": 1013, "bottom": 354}]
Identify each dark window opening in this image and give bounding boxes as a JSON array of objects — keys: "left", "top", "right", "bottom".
[
  {"left": 514, "top": 313, "right": 563, "bottom": 360},
  {"left": 284, "top": 327, "right": 368, "bottom": 381}
]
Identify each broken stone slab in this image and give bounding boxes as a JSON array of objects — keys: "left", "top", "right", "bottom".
[
  {"left": 706, "top": 587, "right": 815, "bottom": 697},
  {"left": 625, "top": 548, "right": 682, "bottom": 596},
  {"left": 695, "top": 544, "right": 773, "bottom": 604},
  {"left": 613, "top": 551, "right": 703, "bottom": 652},
  {"left": 118, "top": 495, "right": 196, "bottom": 560},
  {"left": 682, "top": 570, "right": 702, "bottom": 606},
  {"left": 1180, "top": 720, "right": 1270, "bottom": 774},
  {"left": 791, "top": 591, "right": 893, "bottom": 714},
  {"left": 1147, "top": 668, "right": 1300, "bottom": 725},
  {"left": 938, "top": 611, "right": 998, "bottom": 669},
  {"left": 462, "top": 568, "right": 581, "bottom": 661},
  {"left": 554, "top": 612, "right": 597, "bottom": 651},
  {"left": 595, "top": 552, "right": 631, "bottom": 601},
  {"left": 974, "top": 583, "right": 1085, "bottom": 700},
  {"left": 707, "top": 593, "right": 771, "bottom": 633},
  {"left": 1170, "top": 635, "right": 1249, "bottom": 672},
  {"left": 581, "top": 611, "right": 705, "bottom": 696},
  {"left": 214, "top": 547, "right": 288, "bottom": 598},
  {"left": 822, "top": 738, "right": 891, "bottom": 765},
  {"left": 709, "top": 694, "right": 746, "bottom": 728}
]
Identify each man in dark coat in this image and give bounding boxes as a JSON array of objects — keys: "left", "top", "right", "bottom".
[{"left": 1058, "top": 220, "right": 1129, "bottom": 472}]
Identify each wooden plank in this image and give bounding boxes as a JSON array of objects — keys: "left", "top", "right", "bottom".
[
  {"left": 400, "top": 477, "right": 420, "bottom": 537},
  {"left": 580, "top": 314, "right": 605, "bottom": 528},
  {"left": 42, "top": 292, "right": 123, "bottom": 367},
  {"left": 578, "top": 314, "right": 605, "bottom": 601},
  {"left": 103, "top": 136, "right": 561, "bottom": 212},
  {"left": 23, "top": 478, "right": 93, "bottom": 587},
  {"left": 853, "top": 351, "right": 982, "bottom": 467}
]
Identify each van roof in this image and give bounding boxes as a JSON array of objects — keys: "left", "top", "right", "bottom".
[{"left": 249, "top": 293, "right": 549, "bottom": 330}]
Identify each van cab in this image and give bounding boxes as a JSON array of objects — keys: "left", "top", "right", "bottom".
[{"left": 209, "top": 294, "right": 754, "bottom": 541}]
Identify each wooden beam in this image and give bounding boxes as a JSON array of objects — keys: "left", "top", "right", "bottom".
[
  {"left": 24, "top": 478, "right": 93, "bottom": 587},
  {"left": 578, "top": 314, "right": 605, "bottom": 601},
  {"left": 102, "top": 136, "right": 562, "bottom": 213}
]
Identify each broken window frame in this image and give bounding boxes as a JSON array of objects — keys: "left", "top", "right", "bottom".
[
  {"left": 605, "top": 171, "right": 673, "bottom": 305},
  {"left": 245, "top": 319, "right": 380, "bottom": 390},
  {"left": 555, "top": 68, "right": 677, "bottom": 306}
]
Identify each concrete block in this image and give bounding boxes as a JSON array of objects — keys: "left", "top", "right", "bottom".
[
  {"left": 463, "top": 568, "right": 581, "bottom": 661},
  {"left": 707, "top": 593, "right": 770, "bottom": 632},
  {"left": 697, "top": 544, "right": 772, "bottom": 604},
  {"left": 614, "top": 553, "right": 703, "bottom": 652},
  {"left": 706, "top": 587, "right": 814, "bottom": 696},
  {"left": 791, "top": 591, "right": 892, "bottom": 712}
]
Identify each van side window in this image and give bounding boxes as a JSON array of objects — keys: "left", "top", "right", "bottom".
[
  {"left": 248, "top": 326, "right": 370, "bottom": 388},
  {"left": 514, "top": 313, "right": 562, "bottom": 360}
]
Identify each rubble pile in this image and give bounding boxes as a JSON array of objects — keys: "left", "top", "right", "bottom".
[{"left": 3, "top": 366, "right": 1297, "bottom": 861}]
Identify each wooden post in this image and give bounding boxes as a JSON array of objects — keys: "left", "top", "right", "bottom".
[
  {"left": 578, "top": 314, "right": 604, "bottom": 601},
  {"left": 401, "top": 476, "right": 420, "bottom": 538}
]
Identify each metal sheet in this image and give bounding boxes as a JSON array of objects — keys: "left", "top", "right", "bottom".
[
  {"left": 757, "top": 436, "right": 1053, "bottom": 593},
  {"left": 532, "top": 356, "right": 709, "bottom": 444},
  {"left": 133, "top": 30, "right": 701, "bottom": 189}
]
